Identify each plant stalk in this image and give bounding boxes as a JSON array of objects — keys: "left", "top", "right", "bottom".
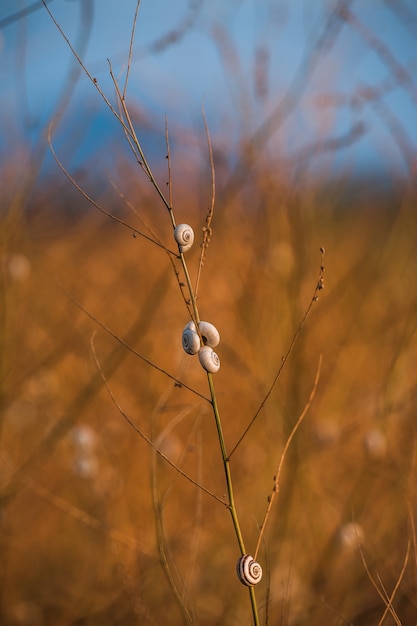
[{"left": 207, "top": 373, "right": 260, "bottom": 626}]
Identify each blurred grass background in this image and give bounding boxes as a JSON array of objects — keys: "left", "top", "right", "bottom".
[
  {"left": 1, "top": 172, "right": 416, "bottom": 624},
  {"left": 1, "top": 1, "right": 417, "bottom": 624}
]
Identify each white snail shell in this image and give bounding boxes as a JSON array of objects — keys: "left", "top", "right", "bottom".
[
  {"left": 236, "top": 555, "right": 263, "bottom": 587},
  {"left": 199, "top": 321, "right": 220, "bottom": 348},
  {"left": 198, "top": 345, "right": 220, "bottom": 373},
  {"left": 182, "top": 321, "right": 200, "bottom": 355},
  {"left": 182, "top": 320, "right": 220, "bottom": 356},
  {"left": 174, "top": 224, "right": 194, "bottom": 253}
]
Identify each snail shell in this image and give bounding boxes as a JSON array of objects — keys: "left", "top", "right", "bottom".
[
  {"left": 182, "top": 321, "right": 200, "bottom": 355},
  {"left": 198, "top": 345, "right": 220, "bottom": 373},
  {"left": 199, "top": 321, "right": 220, "bottom": 348},
  {"left": 236, "top": 555, "right": 263, "bottom": 587},
  {"left": 174, "top": 224, "right": 194, "bottom": 253}
]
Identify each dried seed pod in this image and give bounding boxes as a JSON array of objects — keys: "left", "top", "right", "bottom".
[
  {"left": 174, "top": 224, "right": 194, "bottom": 253},
  {"left": 236, "top": 555, "right": 263, "bottom": 587},
  {"left": 198, "top": 345, "right": 220, "bottom": 373},
  {"left": 182, "top": 321, "right": 200, "bottom": 355},
  {"left": 198, "top": 321, "right": 220, "bottom": 347}
]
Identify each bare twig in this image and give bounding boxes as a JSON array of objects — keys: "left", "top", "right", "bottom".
[
  {"left": 61, "top": 285, "right": 210, "bottom": 403},
  {"left": 108, "top": 60, "right": 174, "bottom": 217},
  {"left": 254, "top": 355, "right": 323, "bottom": 560},
  {"left": 0, "top": 273, "right": 172, "bottom": 507},
  {"left": 165, "top": 117, "right": 174, "bottom": 209},
  {"left": 123, "top": 0, "right": 141, "bottom": 100},
  {"left": 358, "top": 535, "right": 409, "bottom": 626},
  {"left": 195, "top": 108, "right": 216, "bottom": 297},
  {"left": 41, "top": 0, "right": 136, "bottom": 139},
  {"left": 91, "top": 334, "right": 224, "bottom": 506},
  {"left": 230, "top": 248, "right": 325, "bottom": 457},
  {"left": 48, "top": 123, "right": 174, "bottom": 254}
]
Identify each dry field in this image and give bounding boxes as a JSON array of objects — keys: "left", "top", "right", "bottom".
[
  {"left": 1, "top": 168, "right": 417, "bottom": 624},
  {"left": 1, "top": 3, "right": 417, "bottom": 624}
]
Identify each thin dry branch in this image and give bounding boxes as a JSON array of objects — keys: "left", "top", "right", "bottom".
[
  {"left": 41, "top": 0, "right": 135, "bottom": 140},
  {"left": 113, "top": 80, "right": 144, "bottom": 169},
  {"left": 91, "top": 334, "right": 225, "bottom": 506},
  {"left": 195, "top": 108, "right": 216, "bottom": 297},
  {"left": 123, "top": 0, "right": 141, "bottom": 100},
  {"left": 106, "top": 174, "right": 195, "bottom": 321},
  {"left": 107, "top": 175, "right": 160, "bottom": 244},
  {"left": 108, "top": 60, "right": 173, "bottom": 216},
  {"left": 48, "top": 123, "right": 174, "bottom": 254},
  {"left": 358, "top": 536, "right": 410, "bottom": 626},
  {"left": 230, "top": 247, "right": 325, "bottom": 457},
  {"left": 165, "top": 117, "right": 174, "bottom": 209},
  {"left": 43, "top": 0, "right": 179, "bottom": 218},
  {"left": 61, "top": 285, "right": 210, "bottom": 403},
  {"left": 0, "top": 278, "right": 171, "bottom": 507},
  {"left": 254, "top": 355, "right": 323, "bottom": 560}
]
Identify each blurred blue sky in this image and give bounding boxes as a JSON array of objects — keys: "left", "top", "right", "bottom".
[{"left": 1, "top": 0, "right": 416, "bottom": 183}]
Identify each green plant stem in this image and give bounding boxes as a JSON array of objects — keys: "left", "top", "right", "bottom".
[{"left": 207, "top": 373, "right": 260, "bottom": 626}]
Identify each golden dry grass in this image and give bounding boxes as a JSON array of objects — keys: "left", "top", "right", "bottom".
[{"left": 1, "top": 175, "right": 417, "bottom": 625}]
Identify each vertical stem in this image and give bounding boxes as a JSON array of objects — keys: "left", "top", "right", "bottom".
[
  {"left": 119, "top": 95, "right": 260, "bottom": 623},
  {"left": 249, "top": 587, "right": 260, "bottom": 626},
  {"left": 207, "top": 374, "right": 260, "bottom": 626},
  {"left": 208, "top": 374, "right": 245, "bottom": 551}
]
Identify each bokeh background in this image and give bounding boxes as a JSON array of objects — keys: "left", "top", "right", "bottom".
[{"left": 1, "top": 1, "right": 417, "bottom": 625}]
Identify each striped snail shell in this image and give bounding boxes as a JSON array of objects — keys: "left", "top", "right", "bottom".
[
  {"left": 199, "top": 321, "right": 220, "bottom": 348},
  {"left": 236, "top": 555, "right": 263, "bottom": 587},
  {"left": 198, "top": 345, "right": 220, "bottom": 373},
  {"left": 182, "top": 321, "right": 200, "bottom": 355},
  {"left": 174, "top": 224, "right": 194, "bottom": 253}
]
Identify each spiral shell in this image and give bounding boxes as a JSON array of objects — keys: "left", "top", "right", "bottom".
[
  {"left": 198, "top": 345, "right": 220, "bottom": 373},
  {"left": 199, "top": 321, "right": 220, "bottom": 348},
  {"left": 182, "top": 321, "right": 200, "bottom": 355},
  {"left": 174, "top": 224, "right": 194, "bottom": 253},
  {"left": 236, "top": 555, "right": 263, "bottom": 587}
]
